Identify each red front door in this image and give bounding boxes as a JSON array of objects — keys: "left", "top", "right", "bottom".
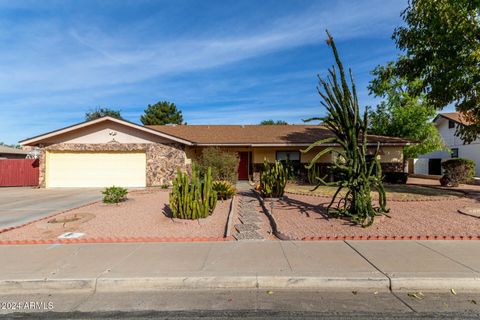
[{"left": 237, "top": 152, "right": 249, "bottom": 180}]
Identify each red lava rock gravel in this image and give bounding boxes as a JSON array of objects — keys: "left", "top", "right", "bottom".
[
  {"left": 271, "top": 193, "right": 480, "bottom": 240},
  {"left": 0, "top": 190, "right": 231, "bottom": 241}
]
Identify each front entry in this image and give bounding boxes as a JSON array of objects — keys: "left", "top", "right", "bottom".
[{"left": 237, "top": 152, "right": 249, "bottom": 180}]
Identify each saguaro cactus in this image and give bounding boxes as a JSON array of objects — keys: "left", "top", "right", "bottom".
[
  {"left": 303, "top": 31, "right": 389, "bottom": 227},
  {"left": 169, "top": 166, "right": 217, "bottom": 219}
]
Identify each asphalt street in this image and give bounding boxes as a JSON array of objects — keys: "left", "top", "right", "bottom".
[{"left": 1, "top": 290, "right": 479, "bottom": 319}]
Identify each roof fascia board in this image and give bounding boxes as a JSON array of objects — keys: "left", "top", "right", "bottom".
[
  {"left": 194, "top": 142, "right": 412, "bottom": 147},
  {"left": 20, "top": 117, "right": 193, "bottom": 146}
]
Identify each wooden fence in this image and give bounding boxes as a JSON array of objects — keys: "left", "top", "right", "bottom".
[{"left": 0, "top": 159, "right": 39, "bottom": 187}]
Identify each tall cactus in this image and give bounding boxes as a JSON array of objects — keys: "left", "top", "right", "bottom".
[
  {"left": 259, "top": 159, "right": 288, "bottom": 198},
  {"left": 302, "top": 31, "right": 389, "bottom": 227},
  {"left": 169, "top": 166, "right": 217, "bottom": 219},
  {"left": 307, "top": 164, "right": 322, "bottom": 184}
]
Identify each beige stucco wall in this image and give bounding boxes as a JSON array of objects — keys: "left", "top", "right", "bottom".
[
  {"left": 40, "top": 121, "right": 172, "bottom": 144},
  {"left": 252, "top": 147, "right": 332, "bottom": 164},
  {"left": 185, "top": 146, "right": 403, "bottom": 165}
]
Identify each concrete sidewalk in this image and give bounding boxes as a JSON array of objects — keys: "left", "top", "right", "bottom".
[{"left": 1, "top": 240, "right": 479, "bottom": 294}]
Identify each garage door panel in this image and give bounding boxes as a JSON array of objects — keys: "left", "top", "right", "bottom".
[{"left": 47, "top": 152, "right": 146, "bottom": 188}]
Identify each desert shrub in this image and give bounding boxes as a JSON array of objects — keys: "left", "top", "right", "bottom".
[
  {"left": 212, "top": 180, "right": 236, "bottom": 200},
  {"left": 259, "top": 160, "right": 288, "bottom": 198},
  {"left": 383, "top": 172, "right": 408, "bottom": 184},
  {"left": 102, "top": 186, "right": 128, "bottom": 204},
  {"left": 282, "top": 160, "right": 300, "bottom": 182},
  {"left": 160, "top": 184, "right": 170, "bottom": 189},
  {"left": 196, "top": 147, "right": 240, "bottom": 184},
  {"left": 440, "top": 158, "right": 475, "bottom": 187},
  {"left": 169, "top": 166, "right": 217, "bottom": 219}
]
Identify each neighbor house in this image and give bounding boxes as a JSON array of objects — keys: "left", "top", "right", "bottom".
[
  {"left": 414, "top": 112, "right": 480, "bottom": 177},
  {"left": 20, "top": 116, "right": 411, "bottom": 188},
  {"left": 0, "top": 145, "right": 30, "bottom": 159}
]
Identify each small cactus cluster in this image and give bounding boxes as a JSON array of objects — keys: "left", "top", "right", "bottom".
[
  {"left": 212, "top": 180, "right": 236, "bottom": 200},
  {"left": 259, "top": 159, "right": 288, "bottom": 198},
  {"left": 169, "top": 166, "right": 217, "bottom": 219}
]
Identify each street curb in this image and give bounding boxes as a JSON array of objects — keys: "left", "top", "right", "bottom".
[
  {"left": 3, "top": 275, "right": 480, "bottom": 294},
  {"left": 0, "top": 275, "right": 391, "bottom": 294},
  {"left": 0, "top": 279, "right": 96, "bottom": 294},
  {"left": 391, "top": 277, "right": 480, "bottom": 292},
  {"left": 96, "top": 276, "right": 390, "bottom": 291}
]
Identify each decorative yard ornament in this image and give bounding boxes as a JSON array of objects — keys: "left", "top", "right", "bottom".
[{"left": 302, "top": 31, "right": 389, "bottom": 227}]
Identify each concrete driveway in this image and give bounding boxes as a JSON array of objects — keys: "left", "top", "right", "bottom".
[{"left": 0, "top": 187, "right": 102, "bottom": 229}]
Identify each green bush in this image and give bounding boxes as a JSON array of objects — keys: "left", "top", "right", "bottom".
[
  {"left": 196, "top": 147, "right": 240, "bottom": 184},
  {"left": 259, "top": 160, "right": 288, "bottom": 198},
  {"left": 440, "top": 158, "right": 475, "bottom": 187},
  {"left": 102, "top": 186, "right": 128, "bottom": 204},
  {"left": 212, "top": 180, "right": 236, "bottom": 200},
  {"left": 383, "top": 172, "right": 408, "bottom": 184},
  {"left": 160, "top": 184, "right": 170, "bottom": 189},
  {"left": 169, "top": 166, "right": 217, "bottom": 219}
]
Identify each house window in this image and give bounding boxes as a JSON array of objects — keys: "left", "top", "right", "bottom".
[
  {"left": 276, "top": 151, "right": 301, "bottom": 178},
  {"left": 451, "top": 148, "right": 459, "bottom": 158},
  {"left": 276, "top": 151, "right": 300, "bottom": 162},
  {"left": 448, "top": 120, "right": 455, "bottom": 129}
]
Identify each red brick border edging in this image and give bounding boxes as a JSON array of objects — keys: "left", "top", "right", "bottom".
[
  {"left": 301, "top": 235, "right": 480, "bottom": 241},
  {"left": 0, "top": 236, "right": 234, "bottom": 245}
]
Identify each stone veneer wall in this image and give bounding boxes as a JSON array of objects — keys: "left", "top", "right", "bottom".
[{"left": 38, "top": 142, "right": 187, "bottom": 188}]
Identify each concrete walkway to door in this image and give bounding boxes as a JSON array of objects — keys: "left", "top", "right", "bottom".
[{"left": 0, "top": 187, "right": 102, "bottom": 229}]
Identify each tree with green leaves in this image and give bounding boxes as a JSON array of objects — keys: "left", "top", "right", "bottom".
[
  {"left": 303, "top": 31, "right": 389, "bottom": 227},
  {"left": 85, "top": 108, "right": 123, "bottom": 121},
  {"left": 140, "top": 101, "right": 184, "bottom": 125},
  {"left": 0, "top": 142, "right": 21, "bottom": 149},
  {"left": 259, "top": 119, "right": 288, "bottom": 125},
  {"left": 368, "top": 63, "right": 446, "bottom": 160},
  {"left": 391, "top": 0, "right": 480, "bottom": 143}
]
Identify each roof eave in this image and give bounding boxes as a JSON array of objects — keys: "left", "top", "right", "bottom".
[
  {"left": 193, "top": 142, "right": 412, "bottom": 147},
  {"left": 20, "top": 116, "right": 194, "bottom": 146}
]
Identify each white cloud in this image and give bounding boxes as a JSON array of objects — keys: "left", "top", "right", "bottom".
[{"left": 0, "top": 0, "right": 406, "bottom": 143}]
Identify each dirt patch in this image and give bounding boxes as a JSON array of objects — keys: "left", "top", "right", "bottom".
[
  {"left": 0, "top": 190, "right": 231, "bottom": 241},
  {"left": 270, "top": 193, "right": 480, "bottom": 239}
]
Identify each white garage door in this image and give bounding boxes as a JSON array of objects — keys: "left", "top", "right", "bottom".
[{"left": 46, "top": 151, "right": 146, "bottom": 188}]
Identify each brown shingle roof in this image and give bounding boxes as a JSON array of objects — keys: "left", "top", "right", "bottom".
[
  {"left": 0, "top": 145, "right": 29, "bottom": 155},
  {"left": 435, "top": 112, "right": 472, "bottom": 125},
  {"left": 147, "top": 125, "right": 412, "bottom": 146}
]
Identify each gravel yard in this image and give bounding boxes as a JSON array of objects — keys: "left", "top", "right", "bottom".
[
  {"left": 271, "top": 193, "right": 480, "bottom": 240},
  {"left": 0, "top": 190, "right": 231, "bottom": 241}
]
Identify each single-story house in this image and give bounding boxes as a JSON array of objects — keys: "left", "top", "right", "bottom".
[
  {"left": 0, "top": 145, "right": 30, "bottom": 159},
  {"left": 414, "top": 112, "right": 480, "bottom": 177},
  {"left": 20, "top": 116, "right": 411, "bottom": 188}
]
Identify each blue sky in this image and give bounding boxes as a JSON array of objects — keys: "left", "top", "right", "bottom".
[{"left": 1, "top": 0, "right": 410, "bottom": 144}]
